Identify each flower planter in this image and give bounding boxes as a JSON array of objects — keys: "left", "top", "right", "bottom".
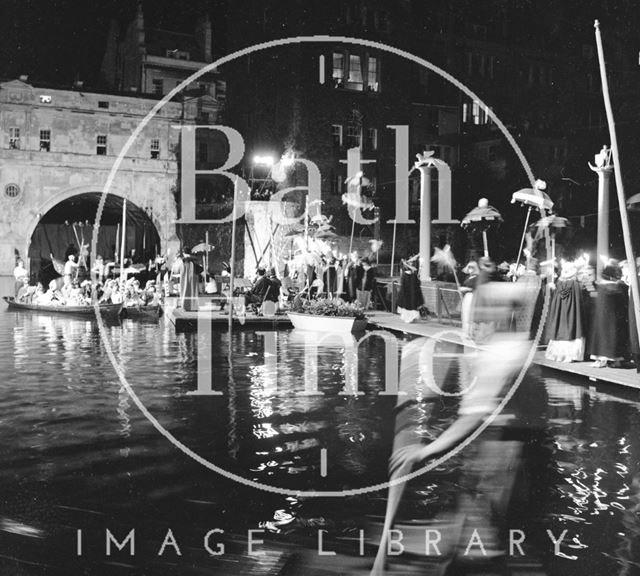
[{"left": 287, "top": 312, "right": 368, "bottom": 333}]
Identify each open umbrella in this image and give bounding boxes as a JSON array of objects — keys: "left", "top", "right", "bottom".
[
  {"left": 192, "top": 232, "right": 215, "bottom": 276},
  {"left": 511, "top": 179, "right": 552, "bottom": 269},
  {"left": 532, "top": 214, "right": 569, "bottom": 264},
  {"left": 626, "top": 192, "right": 640, "bottom": 211},
  {"left": 461, "top": 198, "right": 502, "bottom": 257}
]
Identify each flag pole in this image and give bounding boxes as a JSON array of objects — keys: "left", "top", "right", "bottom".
[{"left": 594, "top": 19, "right": 640, "bottom": 344}]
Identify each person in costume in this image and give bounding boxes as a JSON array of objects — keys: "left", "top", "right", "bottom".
[
  {"left": 460, "top": 260, "right": 479, "bottom": 337},
  {"left": 178, "top": 247, "right": 201, "bottom": 311},
  {"left": 544, "top": 259, "right": 587, "bottom": 362},
  {"left": 589, "top": 260, "right": 629, "bottom": 368},
  {"left": 396, "top": 255, "right": 422, "bottom": 323},
  {"left": 622, "top": 259, "right": 640, "bottom": 373},
  {"left": 13, "top": 259, "right": 28, "bottom": 296}
]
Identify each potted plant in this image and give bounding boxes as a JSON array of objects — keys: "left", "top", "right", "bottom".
[{"left": 287, "top": 296, "right": 368, "bottom": 332}]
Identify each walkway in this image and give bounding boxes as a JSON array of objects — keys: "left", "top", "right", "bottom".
[{"left": 366, "top": 311, "right": 640, "bottom": 390}]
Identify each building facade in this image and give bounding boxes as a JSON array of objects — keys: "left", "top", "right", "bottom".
[{"left": 0, "top": 78, "right": 216, "bottom": 277}]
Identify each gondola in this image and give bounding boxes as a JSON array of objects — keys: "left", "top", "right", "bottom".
[
  {"left": 121, "top": 303, "right": 162, "bottom": 320},
  {"left": 3, "top": 297, "right": 123, "bottom": 318}
]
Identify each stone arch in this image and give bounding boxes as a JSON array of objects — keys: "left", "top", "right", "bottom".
[{"left": 22, "top": 185, "right": 179, "bottom": 272}]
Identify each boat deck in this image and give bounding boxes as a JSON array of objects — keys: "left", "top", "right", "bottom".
[{"left": 163, "top": 302, "right": 292, "bottom": 332}]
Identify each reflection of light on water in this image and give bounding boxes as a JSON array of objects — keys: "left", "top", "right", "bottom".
[
  {"left": 252, "top": 423, "right": 278, "bottom": 439},
  {"left": 249, "top": 365, "right": 275, "bottom": 422},
  {"left": 117, "top": 384, "right": 131, "bottom": 457}
]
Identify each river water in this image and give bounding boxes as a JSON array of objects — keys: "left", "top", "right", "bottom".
[{"left": 0, "top": 305, "right": 639, "bottom": 575}]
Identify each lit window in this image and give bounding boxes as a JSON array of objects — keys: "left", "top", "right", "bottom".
[
  {"left": 331, "top": 124, "right": 343, "bottom": 147},
  {"left": 96, "top": 134, "right": 107, "bottom": 155},
  {"left": 152, "top": 79, "right": 163, "bottom": 96},
  {"left": 347, "top": 54, "right": 363, "bottom": 90},
  {"left": 9, "top": 128, "right": 20, "bottom": 149},
  {"left": 346, "top": 125, "right": 362, "bottom": 148},
  {"left": 367, "top": 127, "right": 378, "bottom": 150},
  {"left": 367, "top": 56, "right": 380, "bottom": 91},
  {"left": 332, "top": 52, "right": 345, "bottom": 87},
  {"left": 39, "top": 130, "right": 51, "bottom": 152},
  {"left": 150, "top": 139, "right": 160, "bottom": 159}
]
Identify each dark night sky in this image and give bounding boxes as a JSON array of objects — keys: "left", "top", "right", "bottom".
[{"left": 0, "top": 0, "right": 228, "bottom": 85}]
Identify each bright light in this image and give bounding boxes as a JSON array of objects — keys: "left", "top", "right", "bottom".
[
  {"left": 281, "top": 152, "right": 295, "bottom": 167},
  {"left": 253, "top": 154, "right": 274, "bottom": 166}
]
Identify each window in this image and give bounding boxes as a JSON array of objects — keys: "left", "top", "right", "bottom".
[
  {"left": 166, "top": 49, "right": 190, "bottom": 60},
  {"left": 96, "top": 134, "right": 107, "bottom": 155},
  {"left": 150, "top": 139, "right": 160, "bottom": 159},
  {"left": 367, "top": 127, "right": 378, "bottom": 150},
  {"left": 463, "top": 100, "right": 491, "bottom": 125},
  {"left": 152, "top": 79, "right": 163, "bottom": 96},
  {"left": 198, "top": 142, "right": 208, "bottom": 164},
  {"left": 346, "top": 125, "right": 362, "bottom": 148},
  {"left": 330, "top": 171, "right": 343, "bottom": 195},
  {"left": 549, "top": 145, "right": 566, "bottom": 164},
  {"left": 367, "top": 56, "right": 380, "bottom": 91},
  {"left": 333, "top": 50, "right": 380, "bottom": 92},
  {"left": 331, "top": 124, "right": 343, "bottom": 147},
  {"left": 98, "top": 101, "right": 109, "bottom": 109},
  {"left": 39, "top": 130, "right": 51, "bottom": 152},
  {"left": 347, "top": 54, "right": 363, "bottom": 90},
  {"left": 9, "top": 128, "right": 20, "bottom": 149},
  {"left": 332, "top": 52, "right": 345, "bottom": 87},
  {"left": 4, "top": 183, "right": 20, "bottom": 199}
]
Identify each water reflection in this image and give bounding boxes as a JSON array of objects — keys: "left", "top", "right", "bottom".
[{"left": 1, "top": 308, "right": 640, "bottom": 574}]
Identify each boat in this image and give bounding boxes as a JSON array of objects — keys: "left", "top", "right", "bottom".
[
  {"left": 121, "top": 303, "right": 162, "bottom": 320},
  {"left": 3, "top": 297, "right": 123, "bottom": 318},
  {"left": 287, "top": 311, "right": 368, "bottom": 333}
]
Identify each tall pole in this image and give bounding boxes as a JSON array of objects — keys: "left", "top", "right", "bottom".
[
  {"left": 594, "top": 19, "right": 640, "bottom": 344},
  {"left": 389, "top": 220, "right": 397, "bottom": 277},
  {"left": 119, "top": 199, "right": 127, "bottom": 290},
  {"left": 417, "top": 165, "right": 432, "bottom": 282},
  {"left": 228, "top": 179, "right": 239, "bottom": 331},
  {"left": 514, "top": 206, "right": 532, "bottom": 273},
  {"left": 205, "top": 230, "right": 210, "bottom": 278},
  {"left": 589, "top": 147, "right": 612, "bottom": 279}
]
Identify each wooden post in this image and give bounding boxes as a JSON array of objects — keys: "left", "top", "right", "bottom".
[{"left": 594, "top": 19, "right": 640, "bottom": 345}]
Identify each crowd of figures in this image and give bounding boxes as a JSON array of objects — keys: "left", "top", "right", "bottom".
[
  {"left": 544, "top": 257, "right": 640, "bottom": 371},
  {"left": 12, "top": 251, "right": 163, "bottom": 308},
  {"left": 393, "top": 250, "right": 640, "bottom": 372}
]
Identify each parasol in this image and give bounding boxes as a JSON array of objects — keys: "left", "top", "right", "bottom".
[
  {"left": 192, "top": 231, "right": 215, "bottom": 276},
  {"left": 511, "top": 179, "right": 552, "bottom": 270},
  {"left": 461, "top": 198, "right": 503, "bottom": 257},
  {"left": 626, "top": 192, "right": 640, "bottom": 211},
  {"left": 532, "top": 213, "right": 569, "bottom": 264}
]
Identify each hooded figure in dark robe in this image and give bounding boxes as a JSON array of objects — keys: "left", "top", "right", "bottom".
[{"left": 179, "top": 248, "right": 201, "bottom": 311}]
